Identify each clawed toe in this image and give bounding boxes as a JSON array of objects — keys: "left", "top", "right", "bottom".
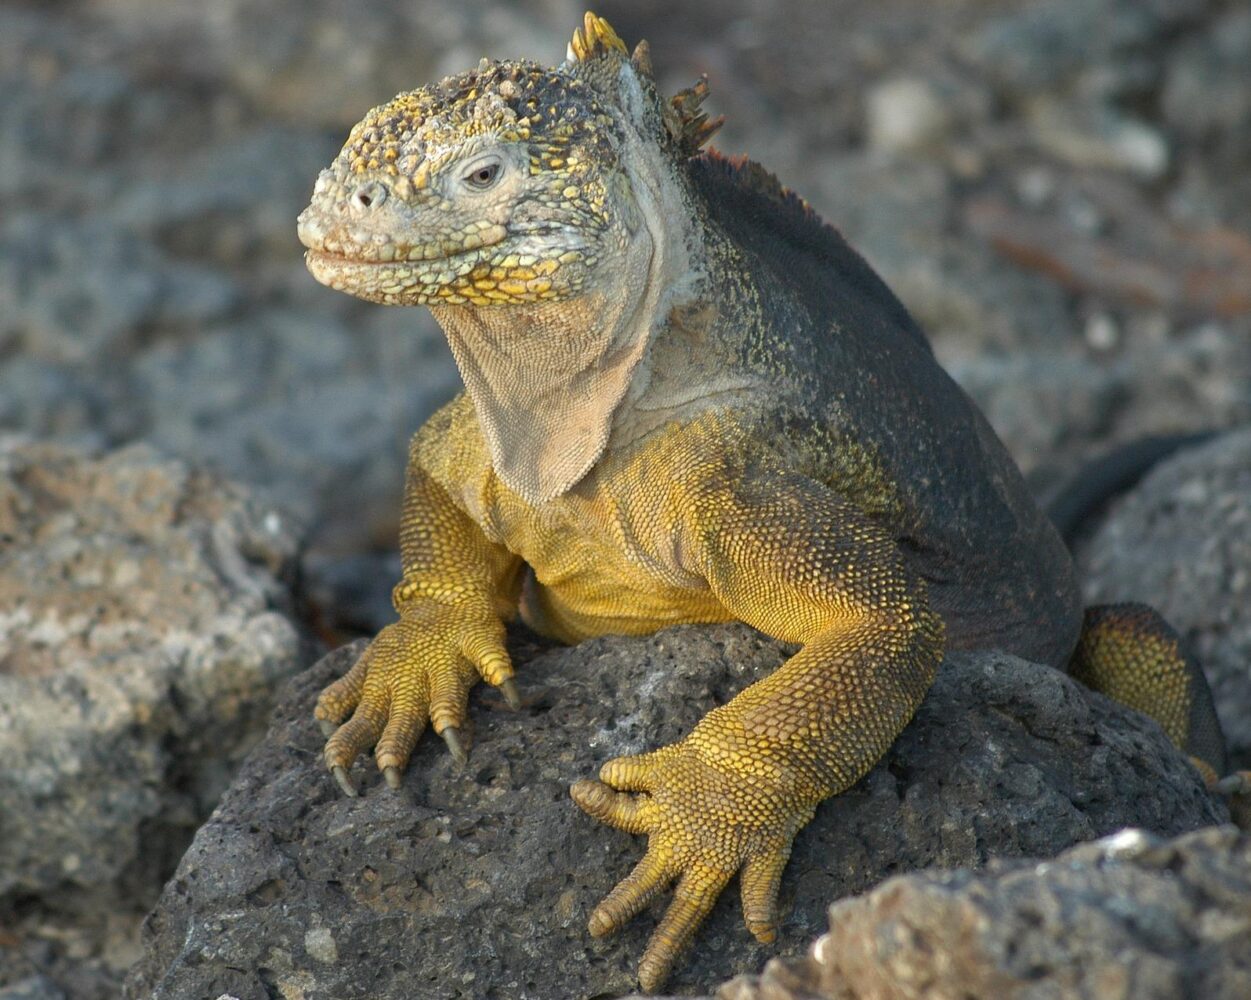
[
  {"left": 441, "top": 725, "right": 468, "bottom": 765},
  {"left": 331, "top": 764, "right": 358, "bottom": 797},
  {"left": 499, "top": 677, "right": 521, "bottom": 710}
]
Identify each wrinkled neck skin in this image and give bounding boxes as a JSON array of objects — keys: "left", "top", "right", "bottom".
[{"left": 430, "top": 112, "right": 710, "bottom": 505}]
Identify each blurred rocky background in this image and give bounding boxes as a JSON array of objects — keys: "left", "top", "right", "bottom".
[{"left": 2, "top": 0, "right": 1249, "bottom": 997}]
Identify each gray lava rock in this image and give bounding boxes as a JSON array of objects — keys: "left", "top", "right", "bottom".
[
  {"left": 130, "top": 305, "right": 461, "bottom": 555},
  {"left": 1079, "top": 428, "right": 1251, "bottom": 768},
  {"left": 962, "top": 0, "right": 1210, "bottom": 96},
  {"left": 0, "top": 439, "right": 304, "bottom": 991},
  {"left": 0, "top": 213, "right": 239, "bottom": 368},
  {"left": 720, "top": 825, "right": 1251, "bottom": 1000},
  {"left": 124, "top": 625, "right": 1224, "bottom": 999},
  {"left": 88, "top": 0, "right": 580, "bottom": 130},
  {"left": 1162, "top": 7, "right": 1251, "bottom": 152}
]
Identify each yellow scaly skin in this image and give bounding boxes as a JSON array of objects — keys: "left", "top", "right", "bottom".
[
  {"left": 315, "top": 395, "right": 944, "bottom": 989},
  {"left": 298, "top": 12, "right": 1240, "bottom": 991}
]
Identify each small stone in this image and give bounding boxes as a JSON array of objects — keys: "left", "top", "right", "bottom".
[
  {"left": 1084, "top": 312, "right": 1120, "bottom": 351},
  {"left": 1016, "top": 166, "right": 1056, "bottom": 208},
  {"left": 1028, "top": 98, "right": 1170, "bottom": 180},
  {"left": 864, "top": 77, "right": 953, "bottom": 155},
  {"left": 303, "top": 927, "right": 338, "bottom": 964}
]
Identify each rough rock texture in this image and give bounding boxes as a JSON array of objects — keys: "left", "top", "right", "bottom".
[
  {"left": 123, "top": 626, "right": 1225, "bottom": 999},
  {"left": 715, "top": 825, "right": 1251, "bottom": 1000},
  {"left": 1079, "top": 429, "right": 1251, "bottom": 769},
  {"left": 0, "top": 439, "right": 304, "bottom": 999}
]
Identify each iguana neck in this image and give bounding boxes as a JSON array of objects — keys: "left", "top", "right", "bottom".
[{"left": 430, "top": 244, "right": 653, "bottom": 504}]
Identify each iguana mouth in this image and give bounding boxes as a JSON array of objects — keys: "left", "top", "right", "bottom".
[
  {"left": 303, "top": 245, "right": 493, "bottom": 297},
  {"left": 299, "top": 221, "right": 510, "bottom": 265}
]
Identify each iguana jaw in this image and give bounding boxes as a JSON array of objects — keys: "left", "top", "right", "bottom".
[
  {"left": 426, "top": 196, "right": 659, "bottom": 504},
  {"left": 300, "top": 227, "right": 581, "bottom": 307}
]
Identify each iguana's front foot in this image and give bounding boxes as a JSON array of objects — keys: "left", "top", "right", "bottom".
[
  {"left": 571, "top": 734, "right": 816, "bottom": 992},
  {"left": 315, "top": 601, "right": 516, "bottom": 794}
]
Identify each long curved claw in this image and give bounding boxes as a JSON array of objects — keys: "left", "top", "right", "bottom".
[
  {"left": 499, "top": 677, "right": 521, "bottom": 710},
  {"left": 324, "top": 706, "right": 388, "bottom": 795},
  {"left": 332, "top": 765, "right": 358, "bottom": 797},
  {"left": 318, "top": 719, "right": 337, "bottom": 738},
  {"left": 441, "top": 725, "right": 468, "bottom": 765},
  {"left": 383, "top": 765, "right": 403, "bottom": 790}
]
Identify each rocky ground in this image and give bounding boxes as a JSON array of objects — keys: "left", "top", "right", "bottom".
[
  {"left": 1, "top": 0, "right": 1249, "bottom": 998},
  {"left": 118, "top": 634, "right": 1228, "bottom": 1000}
]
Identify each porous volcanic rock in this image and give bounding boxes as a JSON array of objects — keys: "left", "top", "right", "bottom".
[
  {"left": 0, "top": 439, "right": 304, "bottom": 996},
  {"left": 717, "top": 825, "right": 1251, "bottom": 1000},
  {"left": 124, "top": 625, "right": 1225, "bottom": 999}
]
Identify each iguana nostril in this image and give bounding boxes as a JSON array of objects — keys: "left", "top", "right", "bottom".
[{"left": 351, "top": 181, "right": 387, "bottom": 211}]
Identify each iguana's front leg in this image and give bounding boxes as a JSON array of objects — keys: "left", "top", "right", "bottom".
[
  {"left": 572, "top": 471, "right": 945, "bottom": 991},
  {"left": 315, "top": 443, "right": 522, "bottom": 793}
]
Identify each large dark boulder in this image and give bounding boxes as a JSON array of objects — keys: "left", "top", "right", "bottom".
[{"left": 123, "top": 623, "right": 1225, "bottom": 998}]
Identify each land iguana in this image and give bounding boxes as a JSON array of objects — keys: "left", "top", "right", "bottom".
[{"left": 297, "top": 13, "right": 1241, "bottom": 991}]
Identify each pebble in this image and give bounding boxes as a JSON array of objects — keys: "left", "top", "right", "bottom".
[{"left": 865, "top": 77, "right": 953, "bottom": 154}]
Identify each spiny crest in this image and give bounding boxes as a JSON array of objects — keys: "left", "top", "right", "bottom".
[
  {"left": 695, "top": 150, "right": 834, "bottom": 238},
  {"left": 567, "top": 10, "right": 723, "bottom": 157},
  {"left": 566, "top": 11, "right": 627, "bottom": 62},
  {"left": 667, "top": 76, "right": 724, "bottom": 156}
]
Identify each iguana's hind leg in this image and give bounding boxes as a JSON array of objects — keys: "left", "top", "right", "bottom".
[{"left": 1069, "top": 603, "right": 1239, "bottom": 792}]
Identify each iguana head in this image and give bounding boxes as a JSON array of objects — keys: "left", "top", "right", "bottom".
[
  {"left": 299, "top": 13, "right": 721, "bottom": 502},
  {"left": 298, "top": 13, "right": 717, "bottom": 307}
]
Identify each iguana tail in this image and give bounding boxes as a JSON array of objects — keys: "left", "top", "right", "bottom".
[{"left": 1046, "top": 432, "right": 1215, "bottom": 543}]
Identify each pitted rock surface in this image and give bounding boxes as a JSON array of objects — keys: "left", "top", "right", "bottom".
[
  {"left": 718, "top": 825, "right": 1251, "bottom": 1000},
  {"left": 0, "top": 439, "right": 304, "bottom": 997},
  {"left": 124, "top": 625, "right": 1225, "bottom": 999}
]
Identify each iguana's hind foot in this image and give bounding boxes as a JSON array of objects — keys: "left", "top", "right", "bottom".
[{"left": 1070, "top": 603, "right": 1230, "bottom": 782}]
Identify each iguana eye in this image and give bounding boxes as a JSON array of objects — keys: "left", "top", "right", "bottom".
[{"left": 464, "top": 160, "right": 502, "bottom": 189}]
